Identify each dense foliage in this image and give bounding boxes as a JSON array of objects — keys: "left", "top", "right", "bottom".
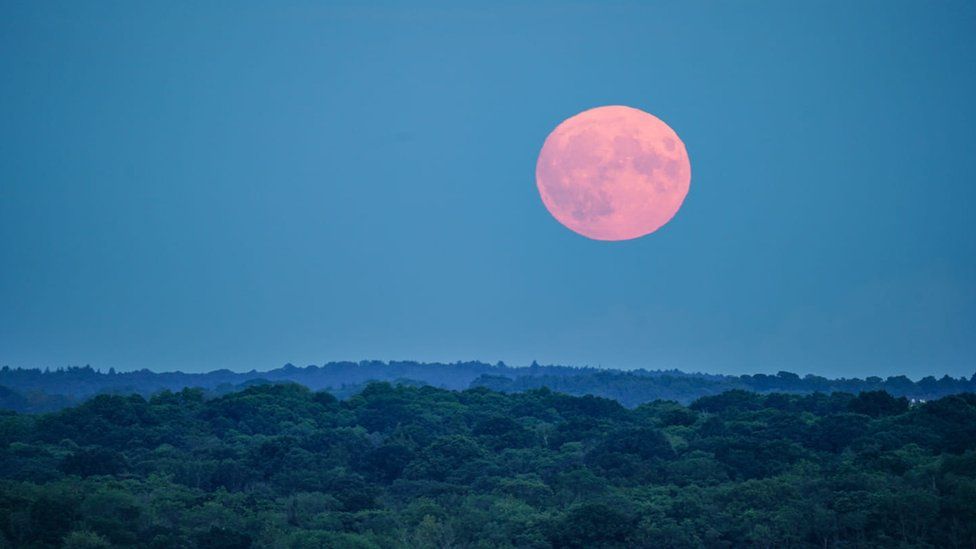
[
  {"left": 3, "top": 361, "right": 975, "bottom": 412},
  {"left": 1, "top": 383, "right": 975, "bottom": 548}
]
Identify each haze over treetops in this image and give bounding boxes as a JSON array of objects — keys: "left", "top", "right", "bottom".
[{"left": 2, "top": 360, "right": 974, "bottom": 413}]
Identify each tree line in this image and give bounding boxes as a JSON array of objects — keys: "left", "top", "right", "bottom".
[
  {"left": 2, "top": 361, "right": 974, "bottom": 413},
  {"left": 0, "top": 382, "right": 974, "bottom": 547}
]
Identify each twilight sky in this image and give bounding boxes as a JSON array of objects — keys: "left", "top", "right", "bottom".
[{"left": 2, "top": 1, "right": 974, "bottom": 378}]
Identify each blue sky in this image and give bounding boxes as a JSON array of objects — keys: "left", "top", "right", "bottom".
[{"left": 1, "top": 1, "right": 974, "bottom": 378}]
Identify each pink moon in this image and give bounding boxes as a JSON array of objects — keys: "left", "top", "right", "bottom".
[{"left": 535, "top": 105, "right": 691, "bottom": 241}]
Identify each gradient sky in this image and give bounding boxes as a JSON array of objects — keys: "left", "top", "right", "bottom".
[{"left": 2, "top": 1, "right": 974, "bottom": 378}]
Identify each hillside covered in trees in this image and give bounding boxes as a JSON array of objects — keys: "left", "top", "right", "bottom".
[
  {"left": 2, "top": 361, "right": 975, "bottom": 412},
  {"left": 1, "top": 382, "right": 975, "bottom": 547}
]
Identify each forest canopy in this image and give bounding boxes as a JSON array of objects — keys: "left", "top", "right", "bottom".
[{"left": 1, "top": 382, "right": 975, "bottom": 547}]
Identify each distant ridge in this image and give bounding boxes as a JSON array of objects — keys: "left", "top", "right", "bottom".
[{"left": 1, "top": 360, "right": 974, "bottom": 412}]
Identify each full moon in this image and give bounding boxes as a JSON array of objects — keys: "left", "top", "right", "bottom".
[{"left": 535, "top": 105, "right": 691, "bottom": 241}]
